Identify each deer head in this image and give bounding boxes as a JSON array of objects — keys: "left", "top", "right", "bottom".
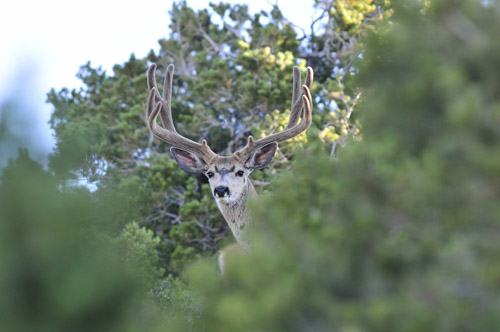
[{"left": 145, "top": 63, "right": 313, "bottom": 207}]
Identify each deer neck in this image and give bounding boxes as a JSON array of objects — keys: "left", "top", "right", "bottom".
[{"left": 215, "top": 180, "right": 257, "bottom": 249}]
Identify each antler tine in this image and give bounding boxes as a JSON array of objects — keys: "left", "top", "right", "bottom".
[
  {"left": 146, "top": 64, "right": 217, "bottom": 162},
  {"left": 161, "top": 64, "right": 176, "bottom": 131},
  {"left": 234, "top": 77, "right": 313, "bottom": 161},
  {"left": 286, "top": 66, "right": 314, "bottom": 130},
  {"left": 147, "top": 64, "right": 175, "bottom": 131}
]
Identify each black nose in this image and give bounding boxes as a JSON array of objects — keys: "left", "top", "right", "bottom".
[{"left": 214, "top": 186, "right": 229, "bottom": 197}]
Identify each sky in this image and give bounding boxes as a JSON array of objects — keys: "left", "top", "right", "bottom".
[{"left": 0, "top": 0, "right": 315, "bottom": 168}]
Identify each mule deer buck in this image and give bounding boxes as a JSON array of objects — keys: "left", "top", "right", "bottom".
[{"left": 146, "top": 63, "right": 313, "bottom": 271}]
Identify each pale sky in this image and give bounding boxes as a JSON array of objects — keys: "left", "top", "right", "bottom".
[{"left": 0, "top": 0, "right": 315, "bottom": 167}]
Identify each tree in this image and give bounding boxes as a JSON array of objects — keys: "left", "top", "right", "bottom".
[{"left": 47, "top": 0, "right": 385, "bottom": 274}]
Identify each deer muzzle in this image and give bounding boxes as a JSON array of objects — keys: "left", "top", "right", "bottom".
[{"left": 214, "top": 186, "right": 230, "bottom": 198}]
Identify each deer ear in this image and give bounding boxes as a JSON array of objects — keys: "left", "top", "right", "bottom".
[
  {"left": 244, "top": 142, "right": 278, "bottom": 170},
  {"left": 170, "top": 148, "right": 207, "bottom": 173}
]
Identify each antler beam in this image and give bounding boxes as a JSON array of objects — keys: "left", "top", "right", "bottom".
[
  {"left": 146, "top": 64, "right": 217, "bottom": 162},
  {"left": 146, "top": 64, "right": 313, "bottom": 163}
]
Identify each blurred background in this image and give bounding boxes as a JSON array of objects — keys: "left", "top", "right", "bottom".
[{"left": 1, "top": 1, "right": 500, "bottom": 331}]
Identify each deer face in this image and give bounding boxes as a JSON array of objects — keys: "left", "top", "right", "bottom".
[
  {"left": 170, "top": 142, "right": 277, "bottom": 204},
  {"left": 205, "top": 162, "right": 248, "bottom": 204}
]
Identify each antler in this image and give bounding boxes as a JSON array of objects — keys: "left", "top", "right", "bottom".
[
  {"left": 234, "top": 66, "right": 314, "bottom": 161},
  {"left": 146, "top": 64, "right": 217, "bottom": 162}
]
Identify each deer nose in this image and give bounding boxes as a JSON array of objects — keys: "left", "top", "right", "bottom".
[{"left": 214, "top": 186, "right": 229, "bottom": 197}]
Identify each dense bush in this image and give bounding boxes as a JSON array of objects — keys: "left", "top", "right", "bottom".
[
  {"left": 174, "top": 1, "right": 500, "bottom": 331},
  {"left": 0, "top": 149, "right": 165, "bottom": 331}
]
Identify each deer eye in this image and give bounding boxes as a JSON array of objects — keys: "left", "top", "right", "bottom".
[
  {"left": 206, "top": 172, "right": 214, "bottom": 179},
  {"left": 236, "top": 170, "right": 244, "bottom": 177}
]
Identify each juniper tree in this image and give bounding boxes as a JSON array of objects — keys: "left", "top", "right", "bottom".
[{"left": 47, "top": 0, "right": 385, "bottom": 274}]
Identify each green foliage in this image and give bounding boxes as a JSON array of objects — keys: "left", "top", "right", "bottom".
[
  {"left": 173, "top": 1, "right": 500, "bottom": 331},
  {"left": 0, "top": 149, "right": 165, "bottom": 331},
  {"left": 153, "top": 275, "right": 201, "bottom": 328},
  {"left": 115, "top": 222, "right": 165, "bottom": 288}
]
